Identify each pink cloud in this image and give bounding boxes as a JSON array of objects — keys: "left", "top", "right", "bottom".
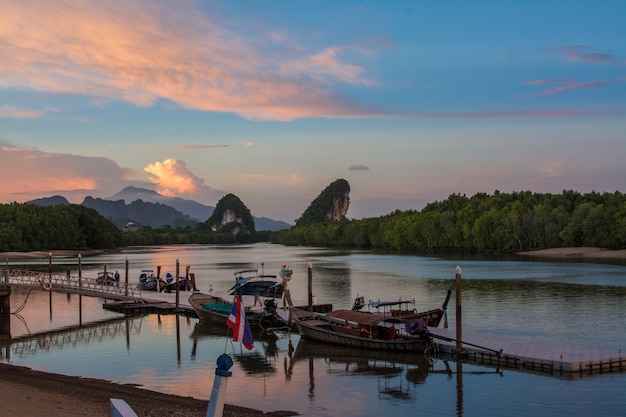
[
  {"left": 532, "top": 77, "right": 626, "bottom": 96},
  {"left": 524, "top": 78, "right": 576, "bottom": 86},
  {"left": 0, "top": 143, "right": 139, "bottom": 203},
  {"left": 0, "top": 105, "right": 48, "bottom": 118},
  {"left": 1, "top": 0, "right": 380, "bottom": 122},
  {"left": 408, "top": 108, "right": 624, "bottom": 119},
  {"left": 543, "top": 45, "right": 619, "bottom": 64}
]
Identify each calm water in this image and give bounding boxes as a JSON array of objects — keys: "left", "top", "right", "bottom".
[{"left": 3, "top": 244, "right": 626, "bottom": 417}]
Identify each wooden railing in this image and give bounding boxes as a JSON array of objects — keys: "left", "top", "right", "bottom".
[{"left": 3, "top": 269, "right": 143, "bottom": 300}]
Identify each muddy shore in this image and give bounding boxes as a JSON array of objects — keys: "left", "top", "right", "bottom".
[{"left": 0, "top": 363, "right": 294, "bottom": 417}]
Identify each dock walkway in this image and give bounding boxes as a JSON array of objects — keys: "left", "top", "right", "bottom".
[{"left": 429, "top": 327, "right": 625, "bottom": 375}]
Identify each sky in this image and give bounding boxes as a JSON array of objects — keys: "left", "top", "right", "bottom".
[{"left": 1, "top": 0, "right": 625, "bottom": 224}]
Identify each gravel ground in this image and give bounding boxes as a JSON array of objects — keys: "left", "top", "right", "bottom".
[{"left": 0, "top": 363, "right": 297, "bottom": 417}]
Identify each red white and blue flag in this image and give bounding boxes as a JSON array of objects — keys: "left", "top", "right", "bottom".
[{"left": 227, "top": 295, "right": 254, "bottom": 350}]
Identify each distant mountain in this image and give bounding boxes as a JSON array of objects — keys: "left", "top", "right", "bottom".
[
  {"left": 108, "top": 186, "right": 211, "bottom": 221},
  {"left": 109, "top": 186, "right": 291, "bottom": 231},
  {"left": 29, "top": 187, "right": 291, "bottom": 231},
  {"left": 206, "top": 193, "right": 256, "bottom": 240},
  {"left": 295, "top": 179, "right": 350, "bottom": 226},
  {"left": 29, "top": 195, "right": 70, "bottom": 206},
  {"left": 82, "top": 196, "right": 198, "bottom": 229}
]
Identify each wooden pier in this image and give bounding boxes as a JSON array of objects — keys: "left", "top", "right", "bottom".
[{"left": 429, "top": 327, "right": 625, "bottom": 376}]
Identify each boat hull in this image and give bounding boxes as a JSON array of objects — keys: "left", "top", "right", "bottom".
[
  {"left": 188, "top": 292, "right": 283, "bottom": 329},
  {"left": 292, "top": 313, "right": 431, "bottom": 352}
]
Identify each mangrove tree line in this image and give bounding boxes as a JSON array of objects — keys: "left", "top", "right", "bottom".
[{"left": 271, "top": 190, "right": 626, "bottom": 252}]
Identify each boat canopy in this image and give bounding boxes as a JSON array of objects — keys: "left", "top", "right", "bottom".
[
  {"left": 327, "top": 310, "right": 386, "bottom": 326},
  {"left": 368, "top": 299, "right": 414, "bottom": 308}
]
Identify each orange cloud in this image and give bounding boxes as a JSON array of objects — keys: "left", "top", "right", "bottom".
[
  {"left": 0, "top": 142, "right": 139, "bottom": 203},
  {"left": 144, "top": 159, "right": 204, "bottom": 195},
  {"left": 2, "top": 0, "right": 379, "bottom": 121}
]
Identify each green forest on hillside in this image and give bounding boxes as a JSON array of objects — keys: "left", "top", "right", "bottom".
[
  {"left": 0, "top": 203, "right": 123, "bottom": 251},
  {"left": 1, "top": 190, "right": 625, "bottom": 252},
  {"left": 273, "top": 190, "right": 626, "bottom": 252}
]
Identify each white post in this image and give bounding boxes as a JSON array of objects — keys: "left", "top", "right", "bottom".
[{"left": 206, "top": 354, "right": 234, "bottom": 417}]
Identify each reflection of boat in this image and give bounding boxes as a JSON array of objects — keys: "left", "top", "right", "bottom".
[
  {"left": 189, "top": 320, "right": 278, "bottom": 375},
  {"left": 291, "top": 292, "right": 451, "bottom": 352},
  {"left": 294, "top": 338, "right": 431, "bottom": 369},
  {"left": 138, "top": 269, "right": 167, "bottom": 292},
  {"left": 228, "top": 269, "right": 284, "bottom": 298},
  {"left": 352, "top": 289, "right": 451, "bottom": 328},
  {"left": 293, "top": 339, "right": 429, "bottom": 399},
  {"left": 188, "top": 292, "right": 284, "bottom": 329},
  {"left": 163, "top": 271, "right": 193, "bottom": 293}
]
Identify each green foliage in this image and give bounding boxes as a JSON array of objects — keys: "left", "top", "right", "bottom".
[
  {"left": 272, "top": 190, "right": 626, "bottom": 252},
  {"left": 295, "top": 179, "right": 350, "bottom": 226},
  {"left": 0, "top": 203, "right": 123, "bottom": 251},
  {"left": 205, "top": 193, "right": 255, "bottom": 240}
]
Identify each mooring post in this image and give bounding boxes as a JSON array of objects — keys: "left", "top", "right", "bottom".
[
  {"left": 48, "top": 252, "right": 52, "bottom": 286},
  {"left": 206, "top": 354, "right": 234, "bottom": 417},
  {"left": 0, "top": 283, "right": 10, "bottom": 337},
  {"left": 308, "top": 263, "right": 313, "bottom": 312},
  {"left": 125, "top": 257, "right": 129, "bottom": 297},
  {"left": 78, "top": 253, "right": 82, "bottom": 290},
  {"left": 175, "top": 259, "right": 180, "bottom": 311},
  {"left": 455, "top": 265, "right": 464, "bottom": 355}
]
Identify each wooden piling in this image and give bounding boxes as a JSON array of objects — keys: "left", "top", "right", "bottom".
[
  {"left": 308, "top": 263, "right": 313, "bottom": 312},
  {"left": 175, "top": 259, "right": 180, "bottom": 311},
  {"left": 455, "top": 265, "right": 464, "bottom": 356},
  {"left": 0, "top": 283, "right": 10, "bottom": 336}
]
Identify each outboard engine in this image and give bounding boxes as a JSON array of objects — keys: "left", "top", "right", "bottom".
[
  {"left": 351, "top": 296, "right": 365, "bottom": 311},
  {"left": 405, "top": 318, "right": 428, "bottom": 336},
  {"left": 264, "top": 298, "right": 277, "bottom": 315}
]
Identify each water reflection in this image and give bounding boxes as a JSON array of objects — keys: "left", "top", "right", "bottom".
[
  {"left": 293, "top": 339, "right": 431, "bottom": 403},
  {"left": 190, "top": 320, "right": 281, "bottom": 375},
  {"left": 2, "top": 244, "right": 625, "bottom": 417}
]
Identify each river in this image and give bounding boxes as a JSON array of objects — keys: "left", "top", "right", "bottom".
[{"left": 3, "top": 243, "right": 625, "bottom": 417}]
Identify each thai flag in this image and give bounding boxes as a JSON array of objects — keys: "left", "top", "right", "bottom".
[{"left": 227, "top": 295, "right": 254, "bottom": 350}]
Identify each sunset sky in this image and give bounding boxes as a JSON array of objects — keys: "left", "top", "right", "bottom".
[{"left": 1, "top": 0, "right": 624, "bottom": 224}]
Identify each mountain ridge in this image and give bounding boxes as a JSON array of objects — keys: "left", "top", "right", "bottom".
[{"left": 29, "top": 187, "right": 291, "bottom": 231}]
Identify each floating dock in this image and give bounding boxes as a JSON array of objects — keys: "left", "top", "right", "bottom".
[
  {"left": 102, "top": 291, "right": 332, "bottom": 318},
  {"left": 429, "top": 327, "right": 625, "bottom": 376}
]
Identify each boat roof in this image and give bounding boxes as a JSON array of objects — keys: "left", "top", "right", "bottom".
[
  {"left": 327, "top": 310, "right": 386, "bottom": 326},
  {"left": 368, "top": 299, "right": 414, "bottom": 308}
]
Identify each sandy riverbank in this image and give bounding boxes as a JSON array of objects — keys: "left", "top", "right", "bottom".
[
  {"left": 517, "top": 247, "right": 626, "bottom": 260},
  {"left": 0, "top": 363, "right": 295, "bottom": 417}
]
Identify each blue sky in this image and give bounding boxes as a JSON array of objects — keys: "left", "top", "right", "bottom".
[{"left": 1, "top": 0, "right": 624, "bottom": 224}]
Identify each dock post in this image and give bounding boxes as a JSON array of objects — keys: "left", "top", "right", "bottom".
[
  {"left": 455, "top": 265, "right": 464, "bottom": 355},
  {"left": 0, "top": 283, "right": 10, "bottom": 337},
  {"left": 308, "top": 263, "right": 313, "bottom": 311},
  {"left": 48, "top": 252, "right": 52, "bottom": 288},
  {"left": 125, "top": 257, "right": 129, "bottom": 297},
  {"left": 206, "top": 354, "right": 234, "bottom": 417},
  {"left": 78, "top": 253, "right": 82, "bottom": 290},
  {"left": 175, "top": 259, "right": 180, "bottom": 311}
]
